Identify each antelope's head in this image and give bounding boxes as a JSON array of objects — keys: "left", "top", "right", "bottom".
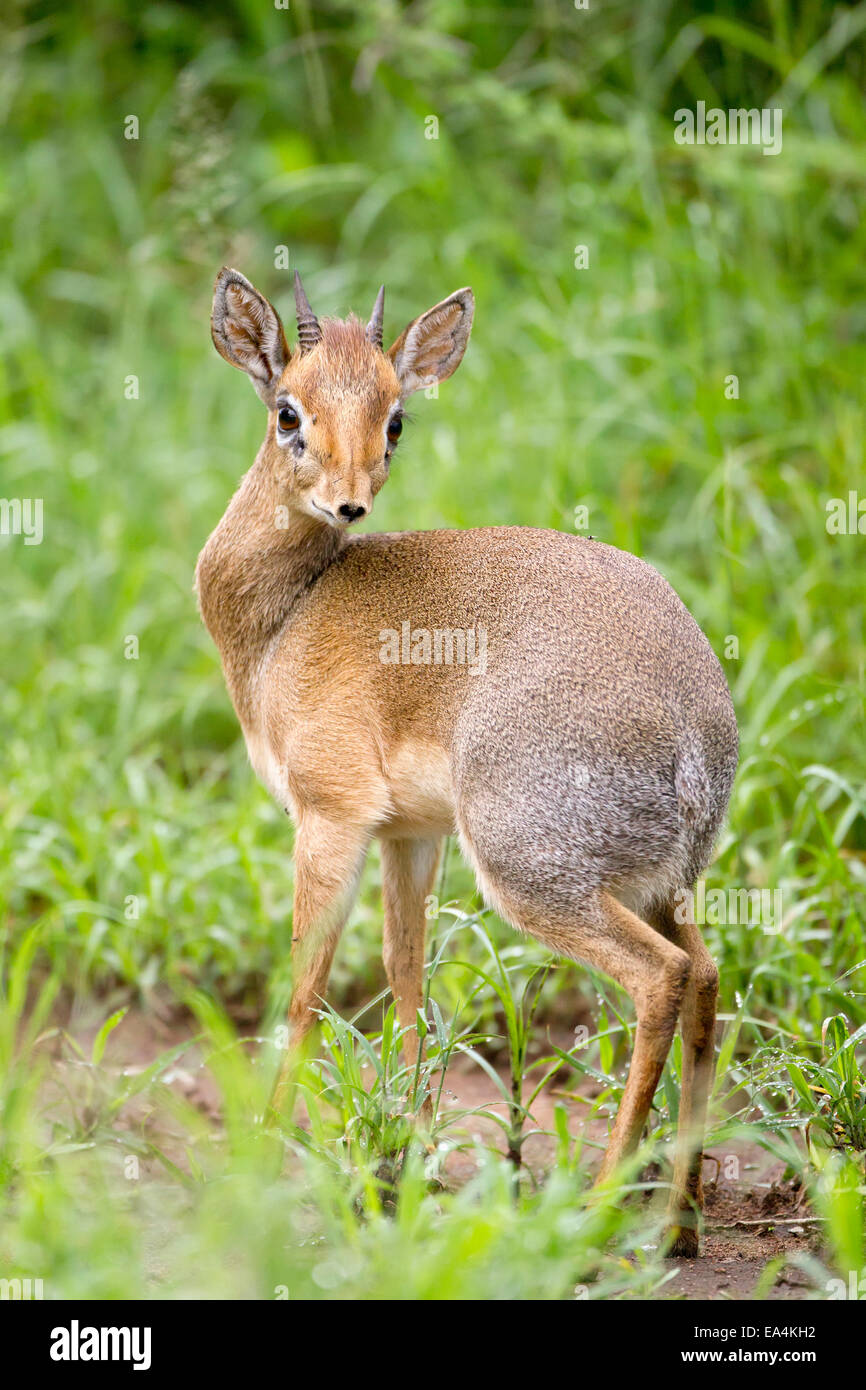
[{"left": 211, "top": 268, "right": 474, "bottom": 527}]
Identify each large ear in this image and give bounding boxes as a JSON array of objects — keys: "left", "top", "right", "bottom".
[
  {"left": 211, "top": 268, "right": 289, "bottom": 405},
  {"left": 387, "top": 288, "right": 474, "bottom": 396}
]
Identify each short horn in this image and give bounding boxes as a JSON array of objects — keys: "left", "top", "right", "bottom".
[
  {"left": 365, "top": 284, "right": 385, "bottom": 350},
  {"left": 293, "top": 270, "right": 322, "bottom": 353}
]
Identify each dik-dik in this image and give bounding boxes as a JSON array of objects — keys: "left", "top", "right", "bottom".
[{"left": 196, "top": 268, "right": 738, "bottom": 1256}]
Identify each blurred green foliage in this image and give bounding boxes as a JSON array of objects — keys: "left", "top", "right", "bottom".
[
  {"left": 3, "top": 0, "right": 864, "bottom": 1012},
  {"left": 1, "top": 0, "right": 865, "bottom": 1301}
]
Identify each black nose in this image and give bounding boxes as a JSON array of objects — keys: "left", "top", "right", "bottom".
[{"left": 337, "top": 502, "right": 367, "bottom": 522}]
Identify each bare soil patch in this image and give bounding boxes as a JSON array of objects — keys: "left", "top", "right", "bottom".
[{"left": 53, "top": 1000, "right": 821, "bottom": 1300}]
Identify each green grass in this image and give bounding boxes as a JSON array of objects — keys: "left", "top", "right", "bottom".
[{"left": 1, "top": 0, "right": 865, "bottom": 1297}]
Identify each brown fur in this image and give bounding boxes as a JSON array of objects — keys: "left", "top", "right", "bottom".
[{"left": 196, "top": 269, "right": 738, "bottom": 1256}]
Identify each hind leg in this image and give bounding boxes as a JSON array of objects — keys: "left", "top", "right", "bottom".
[
  {"left": 651, "top": 896, "right": 719, "bottom": 1256},
  {"left": 460, "top": 838, "right": 691, "bottom": 1180}
]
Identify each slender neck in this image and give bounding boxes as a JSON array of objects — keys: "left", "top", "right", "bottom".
[{"left": 195, "top": 455, "right": 344, "bottom": 720}]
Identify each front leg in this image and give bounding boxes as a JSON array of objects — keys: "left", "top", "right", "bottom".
[
  {"left": 380, "top": 836, "right": 442, "bottom": 1120},
  {"left": 272, "top": 811, "right": 370, "bottom": 1111}
]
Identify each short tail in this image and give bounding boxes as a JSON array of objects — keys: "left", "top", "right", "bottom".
[{"left": 674, "top": 731, "right": 713, "bottom": 834}]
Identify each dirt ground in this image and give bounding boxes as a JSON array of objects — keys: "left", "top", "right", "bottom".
[
  {"left": 58, "top": 1000, "right": 821, "bottom": 1301},
  {"left": 429, "top": 1044, "right": 818, "bottom": 1301}
]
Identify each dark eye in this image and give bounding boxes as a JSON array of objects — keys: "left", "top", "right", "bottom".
[
  {"left": 387, "top": 414, "right": 403, "bottom": 443},
  {"left": 278, "top": 405, "right": 299, "bottom": 432}
]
